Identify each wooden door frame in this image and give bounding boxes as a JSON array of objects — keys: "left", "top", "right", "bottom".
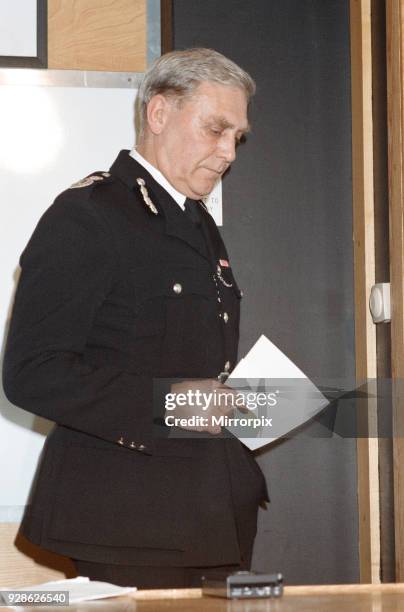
[
  {"left": 386, "top": 0, "right": 404, "bottom": 583},
  {"left": 350, "top": 0, "right": 381, "bottom": 583},
  {"left": 354, "top": 0, "right": 404, "bottom": 583}
]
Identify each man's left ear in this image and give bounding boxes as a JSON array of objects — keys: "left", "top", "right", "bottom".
[{"left": 146, "top": 94, "right": 172, "bottom": 135}]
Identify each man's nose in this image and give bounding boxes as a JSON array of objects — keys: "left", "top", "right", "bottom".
[{"left": 218, "top": 135, "right": 237, "bottom": 164}]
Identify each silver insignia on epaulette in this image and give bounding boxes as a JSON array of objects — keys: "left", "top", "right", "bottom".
[
  {"left": 136, "top": 178, "right": 158, "bottom": 215},
  {"left": 70, "top": 175, "right": 105, "bottom": 189}
]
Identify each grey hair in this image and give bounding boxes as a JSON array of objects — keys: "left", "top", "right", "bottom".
[{"left": 136, "top": 48, "right": 255, "bottom": 140}]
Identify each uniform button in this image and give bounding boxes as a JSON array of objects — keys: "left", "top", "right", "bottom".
[
  {"left": 217, "top": 264, "right": 221, "bottom": 274},
  {"left": 130, "top": 441, "right": 137, "bottom": 449},
  {"left": 173, "top": 283, "right": 182, "bottom": 294},
  {"left": 117, "top": 437, "right": 124, "bottom": 445},
  {"left": 224, "top": 361, "right": 231, "bottom": 371},
  {"left": 223, "top": 312, "right": 229, "bottom": 323},
  {"left": 138, "top": 444, "right": 146, "bottom": 451},
  {"left": 240, "top": 290, "right": 244, "bottom": 297}
]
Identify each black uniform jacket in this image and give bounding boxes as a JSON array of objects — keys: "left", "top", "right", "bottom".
[{"left": 2, "top": 150, "right": 268, "bottom": 567}]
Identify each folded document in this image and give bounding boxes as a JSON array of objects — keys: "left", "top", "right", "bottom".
[{"left": 226, "top": 335, "right": 329, "bottom": 450}]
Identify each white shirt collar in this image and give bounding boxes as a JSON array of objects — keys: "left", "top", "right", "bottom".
[{"left": 129, "top": 148, "right": 186, "bottom": 210}]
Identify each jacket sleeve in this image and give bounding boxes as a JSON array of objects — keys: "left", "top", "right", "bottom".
[{"left": 2, "top": 193, "right": 154, "bottom": 453}]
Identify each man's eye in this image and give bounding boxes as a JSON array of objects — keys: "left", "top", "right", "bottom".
[{"left": 210, "top": 128, "right": 221, "bottom": 135}]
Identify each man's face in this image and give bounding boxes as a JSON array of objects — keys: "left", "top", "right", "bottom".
[{"left": 151, "top": 81, "right": 249, "bottom": 199}]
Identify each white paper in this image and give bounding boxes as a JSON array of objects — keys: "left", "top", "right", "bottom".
[
  {"left": 227, "top": 335, "right": 329, "bottom": 450},
  {"left": 0, "top": 576, "right": 136, "bottom": 604}
]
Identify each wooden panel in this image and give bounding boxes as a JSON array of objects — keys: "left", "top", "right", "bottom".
[
  {"left": 130, "top": 584, "right": 404, "bottom": 600},
  {"left": 161, "top": 0, "right": 173, "bottom": 54},
  {"left": 371, "top": 0, "right": 395, "bottom": 582},
  {"left": 7, "top": 584, "right": 404, "bottom": 610},
  {"left": 386, "top": 0, "right": 404, "bottom": 584},
  {"left": 48, "top": 0, "right": 147, "bottom": 72},
  {"left": 350, "top": 0, "right": 380, "bottom": 583},
  {"left": 0, "top": 523, "right": 75, "bottom": 587}
]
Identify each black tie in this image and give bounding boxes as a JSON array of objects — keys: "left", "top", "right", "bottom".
[{"left": 184, "top": 198, "right": 201, "bottom": 226}]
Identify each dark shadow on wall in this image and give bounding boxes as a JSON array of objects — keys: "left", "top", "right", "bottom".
[{"left": 172, "top": 0, "right": 358, "bottom": 584}]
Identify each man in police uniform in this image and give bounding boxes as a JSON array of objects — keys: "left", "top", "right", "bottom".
[{"left": 3, "top": 48, "right": 268, "bottom": 588}]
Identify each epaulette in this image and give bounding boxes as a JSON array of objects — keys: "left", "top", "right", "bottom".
[{"left": 69, "top": 171, "right": 111, "bottom": 190}]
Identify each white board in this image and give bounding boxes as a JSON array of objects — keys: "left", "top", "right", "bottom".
[{"left": 0, "top": 78, "right": 136, "bottom": 520}]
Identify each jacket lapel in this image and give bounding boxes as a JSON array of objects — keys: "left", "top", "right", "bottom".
[
  {"left": 110, "top": 150, "right": 210, "bottom": 262},
  {"left": 160, "top": 194, "right": 209, "bottom": 261},
  {"left": 198, "top": 204, "right": 229, "bottom": 265}
]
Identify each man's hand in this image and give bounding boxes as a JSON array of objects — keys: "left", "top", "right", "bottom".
[{"left": 166, "top": 378, "right": 245, "bottom": 434}]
